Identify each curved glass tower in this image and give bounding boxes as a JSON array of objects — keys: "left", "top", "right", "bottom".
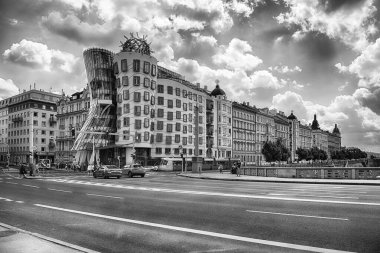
[{"left": 72, "top": 48, "right": 116, "bottom": 164}]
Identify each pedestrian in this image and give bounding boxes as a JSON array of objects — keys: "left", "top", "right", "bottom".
[
  {"left": 65, "top": 164, "right": 68, "bottom": 171},
  {"left": 19, "top": 164, "right": 25, "bottom": 178},
  {"left": 218, "top": 163, "right": 223, "bottom": 174},
  {"left": 29, "top": 163, "right": 34, "bottom": 176},
  {"left": 236, "top": 163, "right": 241, "bottom": 177}
]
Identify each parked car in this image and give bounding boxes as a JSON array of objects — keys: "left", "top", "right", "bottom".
[
  {"left": 123, "top": 164, "right": 146, "bottom": 177},
  {"left": 93, "top": 165, "right": 122, "bottom": 179}
]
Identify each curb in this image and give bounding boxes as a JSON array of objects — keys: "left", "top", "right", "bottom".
[
  {"left": 178, "top": 174, "right": 380, "bottom": 185},
  {"left": 0, "top": 222, "right": 100, "bottom": 253}
]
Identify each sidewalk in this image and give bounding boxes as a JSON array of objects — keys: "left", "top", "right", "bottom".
[
  {"left": 0, "top": 167, "right": 86, "bottom": 179},
  {"left": 0, "top": 223, "right": 98, "bottom": 253},
  {"left": 178, "top": 171, "right": 380, "bottom": 185}
]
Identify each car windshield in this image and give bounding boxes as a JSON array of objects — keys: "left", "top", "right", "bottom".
[{"left": 133, "top": 165, "right": 142, "bottom": 168}]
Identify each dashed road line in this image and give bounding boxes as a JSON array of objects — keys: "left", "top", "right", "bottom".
[
  {"left": 22, "top": 184, "right": 39, "bottom": 188},
  {"left": 48, "top": 188, "right": 72, "bottom": 193},
  {"left": 86, "top": 193, "right": 122, "bottom": 199},
  {"left": 35, "top": 204, "right": 354, "bottom": 253},
  {"left": 246, "top": 210, "right": 349, "bottom": 221},
  {"left": 6, "top": 182, "right": 18, "bottom": 185}
]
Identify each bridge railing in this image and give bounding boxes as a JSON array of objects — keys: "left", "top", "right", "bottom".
[{"left": 241, "top": 167, "right": 380, "bottom": 179}]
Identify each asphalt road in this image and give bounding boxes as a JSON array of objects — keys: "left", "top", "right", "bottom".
[{"left": 0, "top": 171, "right": 380, "bottom": 253}]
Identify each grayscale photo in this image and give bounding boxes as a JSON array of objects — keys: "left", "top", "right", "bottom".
[{"left": 0, "top": 0, "right": 379, "bottom": 252}]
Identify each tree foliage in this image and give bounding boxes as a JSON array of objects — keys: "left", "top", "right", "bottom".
[
  {"left": 261, "top": 139, "right": 290, "bottom": 162},
  {"left": 296, "top": 147, "right": 327, "bottom": 161},
  {"left": 330, "top": 147, "right": 367, "bottom": 160}
]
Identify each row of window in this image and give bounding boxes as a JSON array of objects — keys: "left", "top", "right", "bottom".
[
  {"left": 8, "top": 146, "right": 50, "bottom": 152},
  {"left": 157, "top": 85, "right": 203, "bottom": 103},
  {"left": 116, "top": 76, "right": 156, "bottom": 90},
  {"left": 119, "top": 131, "right": 204, "bottom": 146},
  {"left": 9, "top": 137, "right": 53, "bottom": 145},
  {"left": 114, "top": 59, "right": 157, "bottom": 76},
  {"left": 9, "top": 102, "right": 56, "bottom": 113},
  {"left": 155, "top": 147, "right": 201, "bottom": 156},
  {"left": 9, "top": 129, "right": 54, "bottom": 137}
]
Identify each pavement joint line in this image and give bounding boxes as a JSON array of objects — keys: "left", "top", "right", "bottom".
[
  {"left": 44, "top": 178, "right": 380, "bottom": 206},
  {"left": 34, "top": 203, "right": 354, "bottom": 253},
  {"left": 0, "top": 221, "right": 100, "bottom": 253},
  {"left": 246, "top": 210, "right": 349, "bottom": 221},
  {"left": 86, "top": 193, "right": 122, "bottom": 199}
]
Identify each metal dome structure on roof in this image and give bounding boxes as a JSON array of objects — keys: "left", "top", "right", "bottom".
[
  {"left": 287, "top": 111, "right": 297, "bottom": 120},
  {"left": 333, "top": 124, "right": 340, "bottom": 135},
  {"left": 120, "top": 33, "right": 153, "bottom": 55},
  {"left": 311, "top": 114, "right": 320, "bottom": 130},
  {"left": 210, "top": 80, "right": 226, "bottom": 97}
]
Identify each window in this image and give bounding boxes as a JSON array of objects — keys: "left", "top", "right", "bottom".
[
  {"left": 158, "top": 85, "right": 164, "bottom": 93},
  {"left": 151, "top": 64, "right": 156, "bottom": 76},
  {"left": 165, "top": 147, "right": 171, "bottom": 154},
  {"left": 42, "top": 113, "right": 46, "bottom": 118},
  {"left": 199, "top": 137, "right": 203, "bottom": 145},
  {"left": 144, "top": 77, "right": 150, "bottom": 88},
  {"left": 189, "top": 125, "right": 192, "bottom": 133},
  {"left": 144, "top": 105, "right": 149, "bottom": 115},
  {"left": 156, "top": 147, "right": 162, "bottom": 154},
  {"left": 134, "top": 92, "right": 141, "bottom": 102},
  {"left": 50, "top": 131, "right": 54, "bottom": 135},
  {"left": 199, "top": 95, "right": 202, "bottom": 103},
  {"left": 167, "top": 123, "right": 173, "bottom": 132},
  {"left": 42, "top": 138, "right": 46, "bottom": 144},
  {"left": 133, "top": 76, "right": 140, "bottom": 86},
  {"left": 157, "top": 121, "right": 164, "bottom": 130},
  {"left": 123, "top": 117, "right": 129, "bottom": 127},
  {"left": 189, "top": 102, "right": 192, "bottom": 111},
  {"left": 34, "top": 112, "right": 38, "bottom": 117},
  {"left": 167, "top": 86, "right": 173, "bottom": 95},
  {"left": 143, "top": 61, "right": 150, "bottom": 74},
  {"left": 117, "top": 107, "right": 122, "bottom": 116},
  {"left": 183, "top": 125, "right": 187, "bottom": 134},
  {"left": 113, "top": 62, "right": 119, "bottom": 75},
  {"left": 150, "top": 122, "right": 155, "bottom": 131},
  {"left": 176, "top": 111, "right": 181, "bottom": 119},
  {"left": 117, "top": 94, "right": 122, "bottom": 103},
  {"left": 144, "top": 91, "right": 150, "bottom": 101},
  {"left": 135, "top": 119, "right": 141, "bottom": 129},
  {"left": 151, "top": 80, "right": 156, "bottom": 90},
  {"left": 167, "top": 112, "right": 173, "bottom": 120},
  {"left": 175, "top": 88, "right": 180, "bottom": 96},
  {"left": 189, "top": 113, "right": 192, "bottom": 122},
  {"left": 144, "top": 131, "right": 149, "bottom": 141},
  {"left": 150, "top": 96, "right": 155, "bottom": 105},
  {"left": 193, "top": 94, "right": 197, "bottom": 101},
  {"left": 134, "top": 106, "right": 141, "bottom": 116},
  {"left": 144, "top": 118, "right": 149, "bottom": 128},
  {"left": 167, "top": 100, "right": 173, "bottom": 108},
  {"left": 183, "top": 114, "right": 187, "bottom": 122},
  {"left": 41, "top": 130, "right": 46, "bottom": 135},
  {"left": 135, "top": 133, "right": 141, "bottom": 142},
  {"left": 157, "top": 109, "right": 164, "bottom": 118},
  {"left": 123, "top": 104, "right": 130, "bottom": 113},
  {"left": 156, "top": 133, "right": 163, "bottom": 142},
  {"left": 188, "top": 136, "right": 192, "bottom": 144},
  {"left": 183, "top": 103, "right": 187, "bottom": 111},
  {"left": 133, "top": 59, "right": 140, "bottom": 72},
  {"left": 122, "top": 76, "right": 129, "bottom": 86},
  {"left": 116, "top": 78, "right": 121, "bottom": 88},
  {"left": 175, "top": 134, "right": 180, "bottom": 143},
  {"left": 123, "top": 90, "right": 129, "bottom": 100},
  {"left": 199, "top": 126, "right": 203, "bottom": 134},
  {"left": 151, "top": 109, "right": 155, "bottom": 118},
  {"left": 188, "top": 91, "right": 192, "bottom": 100},
  {"left": 182, "top": 137, "right": 187, "bottom": 145},
  {"left": 42, "top": 121, "right": 46, "bottom": 127},
  {"left": 175, "top": 122, "right": 181, "bottom": 131},
  {"left": 182, "top": 89, "right": 187, "bottom": 98},
  {"left": 176, "top": 99, "right": 181, "bottom": 108},
  {"left": 165, "top": 136, "right": 172, "bottom": 145},
  {"left": 123, "top": 130, "right": 130, "bottom": 140},
  {"left": 158, "top": 97, "right": 164, "bottom": 105},
  {"left": 121, "top": 59, "right": 128, "bottom": 72},
  {"left": 199, "top": 116, "right": 203, "bottom": 124}
]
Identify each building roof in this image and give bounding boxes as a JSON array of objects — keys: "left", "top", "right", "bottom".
[
  {"left": 333, "top": 124, "right": 340, "bottom": 135},
  {"left": 210, "top": 84, "right": 226, "bottom": 97},
  {"left": 287, "top": 111, "right": 297, "bottom": 120},
  {"left": 311, "top": 114, "right": 320, "bottom": 130}
]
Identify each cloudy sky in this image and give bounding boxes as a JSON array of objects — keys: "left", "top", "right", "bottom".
[{"left": 0, "top": 0, "right": 380, "bottom": 152}]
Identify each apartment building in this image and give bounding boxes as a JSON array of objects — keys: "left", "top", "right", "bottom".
[{"left": 0, "top": 98, "right": 10, "bottom": 164}]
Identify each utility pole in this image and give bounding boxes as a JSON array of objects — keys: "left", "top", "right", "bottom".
[{"left": 29, "top": 112, "right": 34, "bottom": 165}]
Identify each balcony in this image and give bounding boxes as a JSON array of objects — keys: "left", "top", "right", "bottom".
[
  {"left": 49, "top": 116, "right": 57, "bottom": 124},
  {"left": 12, "top": 116, "right": 23, "bottom": 122},
  {"left": 56, "top": 135, "right": 75, "bottom": 141}
]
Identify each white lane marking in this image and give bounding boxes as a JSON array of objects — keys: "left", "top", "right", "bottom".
[
  {"left": 22, "top": 184, "right": 39, "bottom": 188},
  {"left": 246, "top": 210, "right": 349, "bottom": 221},
  {"left": 44, "top": 179, "right": 380, "bottom": 206},
  {"left": 6, "top": 178, "right": 13, "bottom": 180},
  {"left": 267, "top": 193, "right": 358, "bottom": 199},
  {"left": 6, "top": 182, "right": 18, "bottom": 185},
  {"left": 48, "top": 188, "right": 72, "bottom": 193},
  {"left": 34, "top": 204, "right": 353, "bottom": 253},
  {"left": 86, "top": 193, "right": 122, "bottom": 199},
  {"left": 15, "top": 201, "right": 24, "bottom": 204}
]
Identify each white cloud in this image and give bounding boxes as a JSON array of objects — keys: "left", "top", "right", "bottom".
[
  {"left": 0, "top": 78, "right": 19, "bottom": 100},
  {"left": 8, "top": 18, "right": 19, "bottom": 26},
  {"left": 192, "top": 34, "right": 218, "bottom": 47},
  {"left": 276, "top": 0, "right": 378, "bottom": 51},
  {"left": 227, "top": 0, "right": 255, "bottom": 17},
  {"left": 270, "top": 64, "right": 302, "bottom": 74},
  {"left": 212, "top": 38, "right": 262, "bottom": 71},
  {"left": 250, "top": 70, "right": 284, "bottom": 89},
  {"left": 3, "top": 39, "right": 78, "bottom": 73},
  {"left": 169, "top": 15, "right": 205, "bottom": 31}
]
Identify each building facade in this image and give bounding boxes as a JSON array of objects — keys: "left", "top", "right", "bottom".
[
  {"left": 273, "top": 111, "right": 290, "bottom": 149},
  {"left": 0, "top": 98, "right": 10, "bottom": 165},
  {"left": 6, "top": 88, "right": 60, "bottom": 164},
  {"left": 232, "top": 102, "right": 257, "bottom": 164},
  {"left": 56, "top": 88, "right": 90, "bottom": 165},
  {"left": 327, "top": 124, "right": 341, "bottom": 154},
  {"left": 255, "top": 108, "right": 275, "bottom": 163}
]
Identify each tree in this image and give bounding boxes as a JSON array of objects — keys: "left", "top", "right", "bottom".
[{"left": 261, "top": 139, "right": 290, "bottom": 162}]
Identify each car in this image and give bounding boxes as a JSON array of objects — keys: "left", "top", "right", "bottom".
[
  {"left": 93, "top": 165, "right": 122, "bottom": 179},
  {"left": 122, "top": 164, "right": 146, "bottom": 178}
]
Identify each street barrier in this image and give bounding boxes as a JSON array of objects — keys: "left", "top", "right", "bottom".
[{"left": 242, "top": 167, "right": 380, "bottom": 179}]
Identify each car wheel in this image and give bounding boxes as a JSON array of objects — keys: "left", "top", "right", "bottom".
[
  {"left": 104, "top": 174, "right": 107, "bottom": 179},
  {"left": 117, "top": 176, "right": 121, "bottom": 179},
  {"left": 141, "top": 174, "right": 145, "bottom": 178},
  {"left": 127, "top": 171, "right": 132, "bottom": 178}
]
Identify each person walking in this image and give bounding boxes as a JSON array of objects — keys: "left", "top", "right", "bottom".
[
  {"left": 218, "top": 163, "right": 223, "bottom": 174},
  {"left": 19, "top": 164, "right": 25, "bottom": 178},
  {"left": 236, "top": 163, "right": 241, "bottom": 177}
]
